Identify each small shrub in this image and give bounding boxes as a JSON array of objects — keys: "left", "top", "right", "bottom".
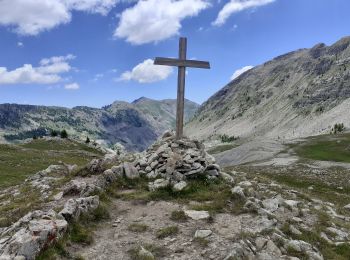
[
  {"left": 128, "top": 244, "right": 167, "bottom": 260},
  {"left": 220, "top": 134, "right": 237, "bottom": 143},
  {"left": 170, "top": 210, "right": 188, "bottom": 222},
  {"left": 334, "top": 243, "right": 350, "bottom": 258},
  {"left": 69, "top": 222, "right": 93, "bottom": 245},
  {"left": 50, "top": 130, "right": 58, "bottom": 137},
  {"left": 331, "top": 123, "right": 345, "bottom": 134},
  {"left": 90, "top": 204, "right": 110, "bottom": 221},
  {"left": 128, "top": 223, "right": 148, "bottom": 233},
  {"left": 36, "top": 240, "right": 69, "bottom": 260},
  {"left": 60, "top": 129, "right": 68, "bottom": 139},
  {"left": 128, "top": 247, "right": 154, "bottom": 260},
  {"left": 156, "top": 226, "right": 179, "bottom": 239}
]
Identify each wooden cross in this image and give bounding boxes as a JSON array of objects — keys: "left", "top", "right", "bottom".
[{"left": 154, "top": 37, "right": 210, "bottom": 140}]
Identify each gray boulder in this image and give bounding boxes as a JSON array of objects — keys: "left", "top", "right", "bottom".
[
  {"left": 123, "top": 162, "right": 139, "bottom": 179},
  {"left": 148, "top": 179, "right": 169, "bottom": 191}
]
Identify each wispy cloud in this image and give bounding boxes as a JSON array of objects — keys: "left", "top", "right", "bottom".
[
  {"left": 64, "top": 82, "right": 80, "bottom": 90},
  {"left": 213, "top": 0, "right": 276, "bottom": 26}
]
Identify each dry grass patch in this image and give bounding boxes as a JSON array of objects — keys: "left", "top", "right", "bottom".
[
  {"left": 128, "top": 223, "right": 149, "bottom": 233},
  {"left": 156, "top": 226, "right": 179, "bottom": 239}
]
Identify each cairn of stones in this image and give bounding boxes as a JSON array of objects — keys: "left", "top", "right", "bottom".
[{"left": 133, "top": 131, "right": 221, "bottom": 191}]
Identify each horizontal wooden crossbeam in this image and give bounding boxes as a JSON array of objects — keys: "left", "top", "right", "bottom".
[{"left": 154, "top": 57, "right": 210, "bottom": 69}]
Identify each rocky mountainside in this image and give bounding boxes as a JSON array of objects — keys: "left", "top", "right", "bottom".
[
  {"left": 0, "top": 98, "right": 199, "bottom": 151},
  {"left": 186, "top": 36, "right": 350, "bottom": 141}
]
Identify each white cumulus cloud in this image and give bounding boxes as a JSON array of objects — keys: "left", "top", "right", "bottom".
[
  {"left": 64, "top": 82, "right": 80, "bottom": 90},
  {"left": 118, "top": 59, "right": 173, "bottom": 83},
  {"left": 0, "top": 54, "right": 75, "bottom": 85},
  {"left": 230, "top": 65, "right": 254, "bottom": 80},
  {"left": 115, "top": 0, "right": 210, "bottom": 45},
  {"left": 0, "top": 0, "right": 119, "bottom": 35},
  {"left": 213, "top": 0, "right": 276, "bottom": 26}
]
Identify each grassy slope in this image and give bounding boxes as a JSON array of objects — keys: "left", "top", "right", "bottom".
[
  {"left": 0, "top": 138, "right": 103, "bottom": 188},
  {"left": 293, "top": 132, "right": 350, "bottom": 163}
]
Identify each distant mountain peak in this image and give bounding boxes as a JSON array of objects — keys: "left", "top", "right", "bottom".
[{"left": 132, "top": 97, "right": 152, "bottom": 104}]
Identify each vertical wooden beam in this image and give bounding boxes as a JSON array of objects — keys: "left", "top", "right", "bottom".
[{"left": 176, "top": 37, "right": 187, "bottom": 140}]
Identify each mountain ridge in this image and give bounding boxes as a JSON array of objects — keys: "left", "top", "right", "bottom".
[
  {"left": 186, "top": 36, "right": 350, "bottom": 141},
  {"left": 0, "top": 98, "right": 199, "bottom": 151}
]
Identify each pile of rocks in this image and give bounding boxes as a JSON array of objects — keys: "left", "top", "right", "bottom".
[
  {"left": 133, "top": 131, "right": 222, "bottom": 190},
  {"left": 0, "top": 196, "right": 99, "bottom": 260}
]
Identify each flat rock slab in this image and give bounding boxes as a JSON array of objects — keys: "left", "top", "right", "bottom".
[
  {"left": 184, "top": 210, "right": 210, "bottom": 220},
  {"left": 195, "top": 229, "right": 212, "bottom": 238}
]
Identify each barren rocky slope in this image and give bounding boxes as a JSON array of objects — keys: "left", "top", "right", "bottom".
[
  {"left": 186, "top": 36, "right": 350, "bottom": 141},
  {"left": 0, "top": 98, "right": 199, "bottom": 151}
]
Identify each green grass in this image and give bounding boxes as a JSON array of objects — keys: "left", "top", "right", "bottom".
[
  {"left": 293, "top": 133, "right": 350, "bottom": 163},
  {"left": 0, "top": 185, "right": 43, "bottom": 227},
  {"left": 207, "top": 144, "right": 237, "bottom": 155},
  {"left": 156, "top": 226, "right": 179, "bottom": 239},
  {"left": 36, "top": 240, "right": 71, "bottom": 260},
  {"left": 70, "top": 222, "right": 94, "bottom": 245},
  {"left": 0, "top": 139, "right": 103, "bottom": 188}
]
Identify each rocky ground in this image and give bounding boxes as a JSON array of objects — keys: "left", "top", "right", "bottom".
[
  {"left": 72, "top": 168, "right": 350, "bottom": 260},
  {"left": 0, "top": 133, "right": 350, "bottom": 259}
]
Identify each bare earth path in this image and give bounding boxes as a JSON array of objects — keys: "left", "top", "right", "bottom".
[{"left": 74, "top": 197, "right": 251, "bottom": 260}]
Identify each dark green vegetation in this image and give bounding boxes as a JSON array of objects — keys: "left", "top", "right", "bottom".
[
  {"left": 60, "top": 130, "right": 68, "bottom": 139},
  {"left": 156, "top": 226, "right": 179, "bottom": 239},
  {"left": 50, "top": 130, "right": 59, "bottom": 137},
  {"left": 0, "top": 139, "right": 103, "bottom": 188},
  {"left": 170, "top": 210, "right": 188, "bottom": 222},
  {"left": 331, "top": 123, "right": 345, "bottom": 134},
  {"left": 220, "top": 134, "right": 238, "bottom": 143},
  {"left": 293, "top": 132, "right": 350, "bottom": 163},
  {"left": 4, "top": 128, "right": 49, "bottom": 141}
]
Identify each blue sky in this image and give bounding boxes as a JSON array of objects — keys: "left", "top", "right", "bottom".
[{"left": 0, "top": 0, "right": 350, "bottom": 108}]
